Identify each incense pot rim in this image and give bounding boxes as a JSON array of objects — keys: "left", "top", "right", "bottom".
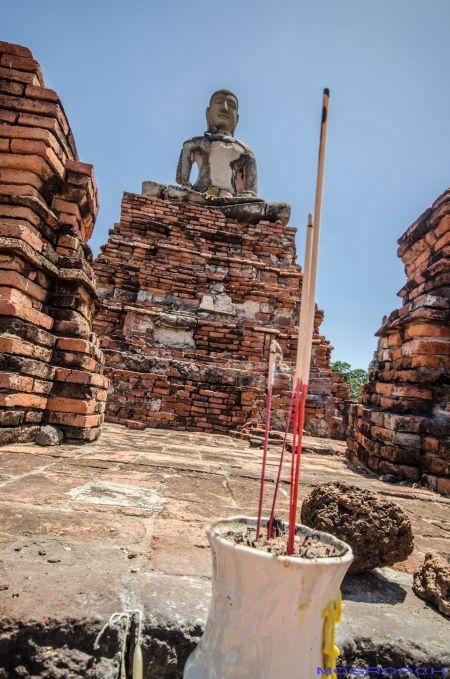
[{"left": 206, "top": 515, "right": 353, "bottom": 566}]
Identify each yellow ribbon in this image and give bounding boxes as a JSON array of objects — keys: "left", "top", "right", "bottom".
[{"left": 322, "top": 590, "right": 343, "bottom": 672}]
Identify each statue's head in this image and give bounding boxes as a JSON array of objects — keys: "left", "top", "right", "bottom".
[{"left": 206, "top": 89, "right": 239, "bottom": 136}]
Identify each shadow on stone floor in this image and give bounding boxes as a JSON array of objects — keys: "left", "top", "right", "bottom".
[{"left": 342, "top": 569, "right": 407, "bottom": 605}]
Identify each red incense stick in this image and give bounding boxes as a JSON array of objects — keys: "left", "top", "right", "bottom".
[
  {"left": 256, "top": 341, "right": 282, "bottom": 539},
  {"left": 267, "top": 386, "right": 295, "bottom": 539},
  {"left": 287, "top": 383, "right": 308, "bottom": 554},
  {"left": 256, "top": 386, "right": 272, "bottom": 539}
]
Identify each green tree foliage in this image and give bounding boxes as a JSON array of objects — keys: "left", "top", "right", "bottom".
[{"left": 331, "top": 361, "right": 369, "bottom": 401}]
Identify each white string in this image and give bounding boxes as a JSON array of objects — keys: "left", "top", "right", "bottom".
[{"left": 94, "top": 609, "right": 143, "bottom": 678}]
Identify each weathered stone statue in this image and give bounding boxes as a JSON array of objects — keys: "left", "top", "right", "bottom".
[
  {"left": 142, "top": 89, "right": 291, "bottom": 225},
  {"left": 176, "top": 90, "right": 257, "bottom": 198}
]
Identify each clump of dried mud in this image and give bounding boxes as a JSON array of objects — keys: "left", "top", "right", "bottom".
[
  {"left": 413, "top": 552, "right": 450, "bottom": 617},
  {"left": 301, "top": 481, "right": 413, "bottom": 574}
]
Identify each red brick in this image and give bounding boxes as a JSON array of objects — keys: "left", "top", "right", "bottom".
[
  {"left": 403, "top": 338, "right": 450, "bottom": 356},
  {"left": 10, "top": 138, "right": 64, "bottom": 178},
  {"left": 0, "top": 336, "right": 52, "bottom": 361},
  {"left": 46, "top": 396, "right": 101, "bottom": 415},
  {"left": 33, "top": 379, "right": 52, "bottom": 395},
  {"left": 0, "top": 123, "right": 65, "bottom": 159},
  {"left": 48, "top": 412, "right": 102, "bottom": 427},
  {"left": 65, "top": 159, "right": 95, "bottom": 179},
  {"left": 405, "top": 323, "right": 450, "bottom": 339},
  {"left": 0, "top": 372, "right": 33, "bottom": 391},
  {"left": 435, "top": 229, "right": 450, "bottom": 252},
  {"left": 0, "top": 392, "right": 47, "bottom": 409},
  {"left": 55, "top": 368, "right": 108, "bottom": 388},
  {"left": 0, "top": 299, "right": 53, "bottom": 329},
  {"left": 0, "top": 109, "right": 17, "bottom": 123},
  {"left": 437, "top": 477, "right": 450, "bottom": 495},
  {"left": 410, "top": 355, "right": 441, "bottom": 369},
  {"left": 24, "top": 84, "right": 58, "bottom": 102},
  {"left": 126, "top": 420, "right": 146, "bottom": 430},
  {"left": 56, "top": 337, "right": 92, "bottom": 354},
  {"left": 0, "top": 43, "right": 33, "bottom": 59},
  {"left": 0, "top": 40, "right": 33, "bottom": 59},
  {"left": 0, "top": 54, "right": 41, "bottom": 78},
  {"left": 0, "top": 65, "right": 38, "bottom": 86},
  {"left": 0, "top": 151, "right": 54, "bottom": 181},
  {"left": 0, "top": 270, "right": 46, "bottom": 301},
  {"left": 0, "top": 78, "right": 25, "bottom": 96}
]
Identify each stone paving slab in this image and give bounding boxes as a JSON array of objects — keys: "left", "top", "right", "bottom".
[{"left": 0, "top": 424, "right": 449, "bottom": 677}]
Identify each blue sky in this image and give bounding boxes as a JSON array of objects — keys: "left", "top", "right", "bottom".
[{"left": 3, "top": 1, "right": 450, "bottom": 369}]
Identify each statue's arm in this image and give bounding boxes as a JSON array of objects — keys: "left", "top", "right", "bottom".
[
  {"left": 242, "top": 148, "right": 258, "bottom": 196},
  {"left": 176, "top": 141, "right": 194, "bottom": 188}
]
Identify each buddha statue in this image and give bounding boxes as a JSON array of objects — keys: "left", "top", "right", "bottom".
[{"left": 142, "top": 89, "right": 291, "bottom": 226}]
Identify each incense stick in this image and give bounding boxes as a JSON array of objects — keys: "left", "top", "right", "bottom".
[
  {"left": 256, "top": 89, "right": 330, "bottom": 551},
  {"left": 267, "top": 386, "right": 295, "bottom": 539},
  {"left": 287, "top": 88, "right": 330, "bottom": 554},
  {"left": 256, "top": 340, "right": 282, "bottom": 539},
  {"left": 285, "top": 213, "right": 314, "bottom": 550}
]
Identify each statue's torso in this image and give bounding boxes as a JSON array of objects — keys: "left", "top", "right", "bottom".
[
  {"left": 147, "top": 126, "right": 290, "bottom": 224},
  {"left": 206, "top": 140, "right": 242, "bottom": 194},
  {"left": 180, "top": 135, "right": 255, "bottom": 197}
]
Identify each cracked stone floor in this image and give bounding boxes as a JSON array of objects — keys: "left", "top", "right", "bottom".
[{"left": 0, "top": 423, "right": 449, "bottom": 669}]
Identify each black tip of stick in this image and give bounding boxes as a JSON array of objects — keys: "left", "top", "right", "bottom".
[{"left": 324, "top": 88, "right": 330, "bottom": 97}]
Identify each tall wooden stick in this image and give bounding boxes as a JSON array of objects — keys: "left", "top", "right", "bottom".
[
  {"left": 301, "top": 88, "right": 330, "bottom": 386},
  {"left": 295, "top": 212, "right": 314, "bottom": 382},
  {"left": 287, "top": 377, "right": 301, "bottom": 543},
  {"left": 287, "top": 89, "right": 330, "bottom": 554}
]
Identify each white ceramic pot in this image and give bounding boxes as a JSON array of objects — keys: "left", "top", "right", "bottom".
[{"left": 184, "top": 516, "right": 353, "bottom": 679}]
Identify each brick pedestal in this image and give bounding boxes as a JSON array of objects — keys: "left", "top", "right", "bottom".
[
  {"left": 93, "top": 192, "right": 349, "bottom": 436},
  {"left": 0, "top": 41, "right": 107, "bottom": 443},
  {"left": 346, "top": 189, "right": 450, "bottom": 494}
]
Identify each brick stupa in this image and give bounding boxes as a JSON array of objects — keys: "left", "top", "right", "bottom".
[
  {"left": 0, "top": 41, "right": 107, "bottom": 444},
  {"left": 93, "top": 192, "right": 349, "bottom": 435},
  {"left": 347, "top": 190, "right": 450, "bottom": 494}
]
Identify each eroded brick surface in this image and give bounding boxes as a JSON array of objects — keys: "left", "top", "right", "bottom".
[
  {"left": 347, "top": 190, "right": 450, "bottom": 493},
  {"left": 0, "top": 41, "right": 107, "bottom": 443},
  {"left": 93, "top": 193, "right": 349, "bottom": 437}
]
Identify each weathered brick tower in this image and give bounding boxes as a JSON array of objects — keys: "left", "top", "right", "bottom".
[
  {"left": 93, "top": 192, "right": 349, "bottom": 435},
  {"left": 0, "top": 42, "right": 107, "bottom": 443},
  {"left": 347, "top": 189, "right": 450, "bottom": 494}
]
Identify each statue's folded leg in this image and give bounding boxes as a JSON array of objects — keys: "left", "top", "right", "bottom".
[
  {"left": 215, "top": 201, "right": 291, "bottom": 226},
  {"left": 265, "top": 202, "right": 291, "bottom": 226},
  {"left": 166, "top": 185, "right": 209, "bottom": 204},
  {"left": 142, "top": 180, "right": 167, "bottom": 198},
  {"left": 141, "top": 182, "right": 291, "bottom": 226},
  {"left": 141, "top": 181, "right": 209, "bottom": 205}
]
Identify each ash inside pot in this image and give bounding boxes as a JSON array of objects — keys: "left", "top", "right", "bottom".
[{"left": 219, "top": 521, "right": 348, "bottom": 559}]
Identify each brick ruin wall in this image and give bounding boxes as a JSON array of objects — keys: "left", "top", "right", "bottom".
[
  {"left": 93, "top": 192, "right": 350, "bottom": 436},
  {"left": 347, "top": 190, "right": 450, "bottom": 494},
  {"left": 0, "top": 41, "right": 107, "bottom": 444}
]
